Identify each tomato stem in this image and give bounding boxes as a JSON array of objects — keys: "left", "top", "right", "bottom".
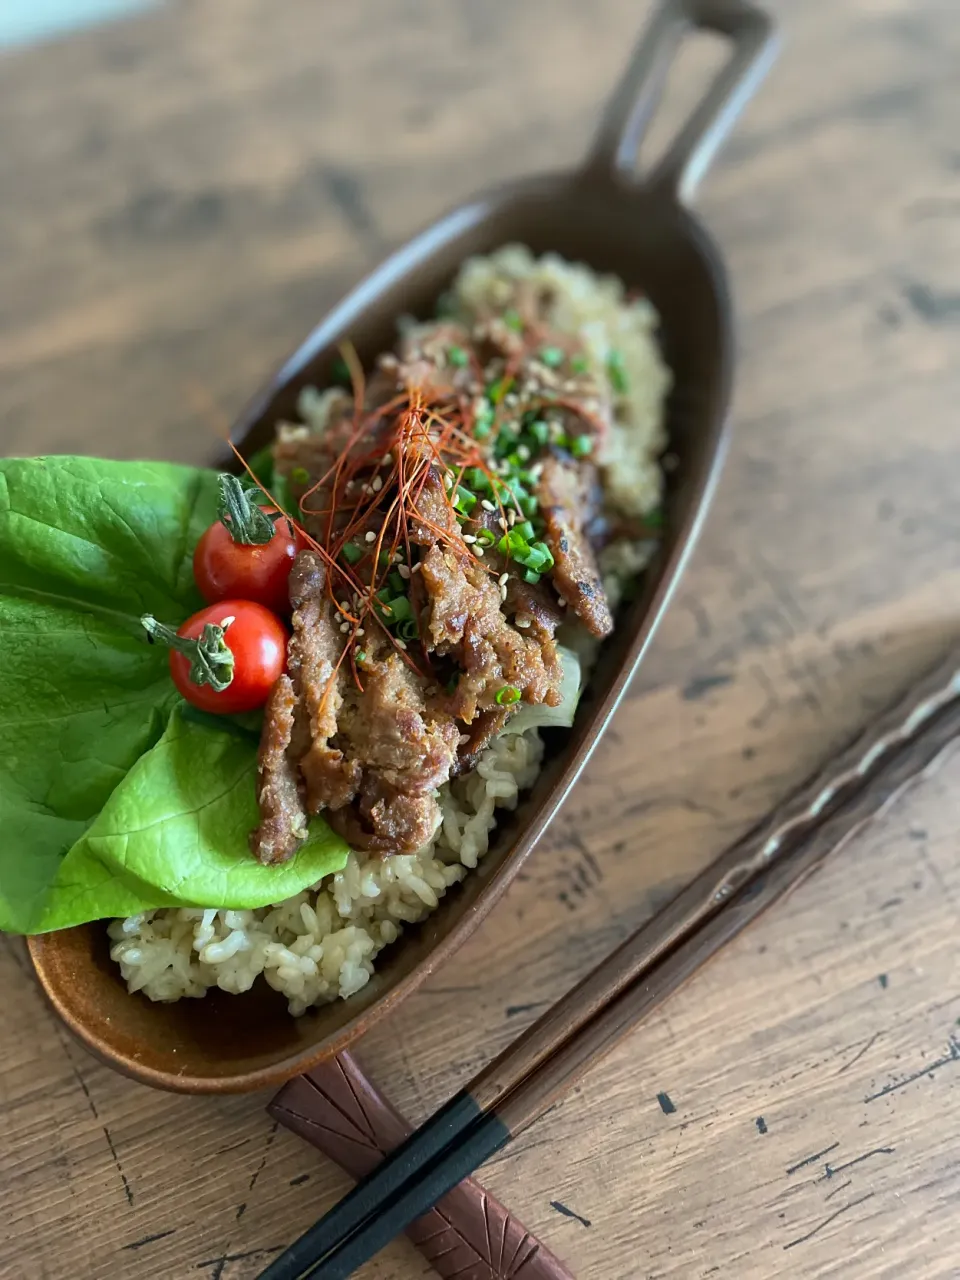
[
  {"left": 218, "top": 474, "right": 277, "bottom": 546},
  {"left": 141, "top": 614, "right": 235, "bottom": 693}
]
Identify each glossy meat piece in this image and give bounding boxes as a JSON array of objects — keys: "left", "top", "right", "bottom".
[
  {"left": 536, "top": 454, "right": 613, "bottom": 638},
  {"left": 420, "top": 544, "right": 563, "bottom": 720},
  {"left": 251, "top": 551, "right": 358, "bottom": 865},
  {"left": 250, "top": 674, "right": 309, "bottom": 866}
]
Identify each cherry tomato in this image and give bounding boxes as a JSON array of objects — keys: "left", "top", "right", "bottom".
[
  {"left": 168, "top": 600, "right": 287, "bottom": 716},
  {"left": 194, "top": 509, "right": 301, "bottom": 615}
]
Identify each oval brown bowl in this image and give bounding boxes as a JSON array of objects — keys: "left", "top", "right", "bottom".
[{"left": 28, "top": 0, "right": 777, "bottom": 1093}]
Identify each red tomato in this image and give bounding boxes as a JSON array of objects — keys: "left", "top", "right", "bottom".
[
  {"left": 168, "top": 600, "right": 287, "bottom": 716},
  {"left": 194, "top": 509, "right": 301, "bottom": 615}
]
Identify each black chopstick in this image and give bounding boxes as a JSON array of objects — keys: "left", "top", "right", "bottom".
[
  {"left": 257, "top": 1090, "right": 489, "bottom": 1280},
  {"left": 265, "top": 1110, "right": 512, "bottom": 1280},
  {"left": 258, "top": 647, "right": 960, "bottom": 1280}
]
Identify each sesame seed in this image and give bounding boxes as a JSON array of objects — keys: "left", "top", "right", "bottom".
[
  {"left": 364, "top": 531, "right": 376, "bottom": 543},
  {"left": 339, "top": 622, "right": 350, "bottom": 633},
  {"left": 498, "top": 573, "right": 510, "bottom": 587},
  {"left": 481, "top": 498, "right": 496, "bottom": 512},
  {"left": 516, "top": 616, "right": 531, "bottom": 628},
  {"left": 395, "top": 638, "right": 408, "bottom": 651},
  {"left": 530, "top": 462, "right": 544, "bottom": 479},
  {"left": 372, "top": 476, "right": 383, "bottom": 492},
  {"left": 458, "top": 733, "right": 472, "bottom": 746},
  {"left": 394, "top": 550, "right": 403, "bottom": 562},
  {"left": 412, "top": 562, "right": 422, "bottom": 573},
  {"left": 356, "top": 627, "right": 365, "bottom": 637},
  {"left": 557, "top": 596, "right": 567, "bottom": 607},
  {"left": 462, "top": 534, "right": 477, "bottom": 544},
  {"left": 397, "top": 564, "right": 411, "bottom": 578},
  {"left": 516, "top": 444, "right": 530, "bottom": 461},
  {"left": 220, "top": 615, "right": 236, "bottom": 629},
  {"left": 475, "top": 545, "right": 485, "bottom": 557},
  {"left": 498, "top": 516, "right": 508, "bottom": 530},
  {"left": 507, "top": 510, "right": 516, "bottom": 526},
  {"left": 500, "top": 585, "right": 508, "bottom": 602}
]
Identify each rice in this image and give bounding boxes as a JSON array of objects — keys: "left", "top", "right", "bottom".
[{"left": 108, "top": 245, "right": 670, "bottom": 1015}]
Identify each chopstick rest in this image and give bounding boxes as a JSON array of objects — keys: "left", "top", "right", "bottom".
[{"left": 270, "top": 1051, "right": 574, "bottom": 1280}]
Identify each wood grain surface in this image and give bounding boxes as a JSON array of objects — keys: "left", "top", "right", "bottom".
[{"left": 2, "top": 0, "right": 960, "bottom": 1276}]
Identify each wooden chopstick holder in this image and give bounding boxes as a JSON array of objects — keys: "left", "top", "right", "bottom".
[{"left": 270, "top": 1051, "right": 575, "bottom": 1280}]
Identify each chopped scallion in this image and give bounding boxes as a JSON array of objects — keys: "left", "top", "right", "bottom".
[
  {"left": 447, "top": 345, "right": 469, "bottom": 368},
  {"left": 539, "top": 346, "right": 564, "bottom": 368},
  {"left": 454, "top": 486, "right": 477, "bottom": 516},
  {"left": 607, "top": 349, "right": 628, "bottom": 394},
  {"left": 342, "top": 541, "right": 363, "bottom": 564},
  {"left": 388, "top": 596, "right": 413, "bottom": 624},
  {"left": 495, "top": 685, "right": 521, "bottom": 706},
  {"left": 494, "top": 427, "right": 518, "bottom": 459},
  {"left": 487, "top": 376, "right": 514, "bottom": 404}
]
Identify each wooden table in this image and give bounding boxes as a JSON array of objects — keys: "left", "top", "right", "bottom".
[{"left": 3, "top": 0, "right": 960, "bottom": 1275}]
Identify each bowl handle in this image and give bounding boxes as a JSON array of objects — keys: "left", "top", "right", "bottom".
[{"left": 581, "top": 0, "right": 779, "bottom": 204}]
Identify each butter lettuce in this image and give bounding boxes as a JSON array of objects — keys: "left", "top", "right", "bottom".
[
  {"left": 32, "top": 707, "right": 347, "bottom": 931},
  {"left": 0, "top": 456, "right": 346, "bottom": 934}
]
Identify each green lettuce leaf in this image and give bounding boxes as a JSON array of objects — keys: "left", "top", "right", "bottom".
[
  {"left": 32, "top": 708, "right": 347, "bottom": 931},
  {"left": 0, "top": 456, "right": 346, "bottom": 934}
]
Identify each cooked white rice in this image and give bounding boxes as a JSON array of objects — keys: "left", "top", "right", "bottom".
[{"left": 108, "top": 246, "right": 670, "bottom": 1014}]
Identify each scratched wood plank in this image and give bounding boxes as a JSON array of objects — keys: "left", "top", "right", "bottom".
[{"left": 1, "top": 0, "right": 960, "bottom": 1276}]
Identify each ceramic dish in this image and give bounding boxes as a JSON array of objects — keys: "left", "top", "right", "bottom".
[{"left": 28, "top": 0, "right": 777, "bottom": 1093}]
